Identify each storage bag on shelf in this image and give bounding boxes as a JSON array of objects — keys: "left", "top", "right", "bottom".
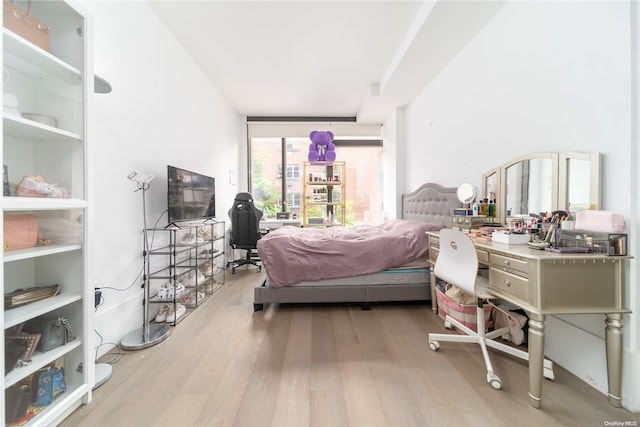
[
  {"left": 33, "top": 366, "right": 66, "bottom": 407},
  {"left": 3, "top": 214, "right": 38, "bottom": 251},
  {"left": 3, "top": 0, "right": 51, "bottom": 52},
  {"left": 25, "top": 316, "right": 75, "bottom": 352},
  {"left": 4, "top": 284, "right": 61, "bottom": 309},
  {"left": 4, "top": 382, "right": 31, "bottom": 423}
]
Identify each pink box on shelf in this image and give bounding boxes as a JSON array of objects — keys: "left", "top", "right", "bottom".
[{"left": 574, "top": 210, "right": 625, "bottom": 233}]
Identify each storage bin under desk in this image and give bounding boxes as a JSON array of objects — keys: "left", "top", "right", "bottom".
[{"left": 435, "top": 288, "right": 491, "bottom": 332}]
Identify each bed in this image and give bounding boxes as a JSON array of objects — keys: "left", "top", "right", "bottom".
[{"left": 253, "top": 183, "right": 461, "bottom": 311}]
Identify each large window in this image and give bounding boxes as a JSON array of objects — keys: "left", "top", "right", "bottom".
[
  {"left": 277, "top": 164, "right": 301, "bottom": 180},
  {"left": 249, "top": 136, "right": 383, "bottom": 225}
]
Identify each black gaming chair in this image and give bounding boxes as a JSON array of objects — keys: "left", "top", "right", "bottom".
[{"left": 227, "top": 192, "right": 263, "bottom": 274}]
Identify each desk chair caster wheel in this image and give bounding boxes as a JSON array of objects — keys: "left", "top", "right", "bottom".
[
  {"left": 226, "top": 261, "right": 236, "bottom": 274},
  {"left": 487, "top": 374, "right": 502, "bottom": 390},
  {"left": 428, "top": 340, "right": 440, "bottom": 351}
]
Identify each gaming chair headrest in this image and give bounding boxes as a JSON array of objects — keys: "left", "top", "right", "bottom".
[{"left": 234, "top": 192, "right": 253, "bottom": 203}]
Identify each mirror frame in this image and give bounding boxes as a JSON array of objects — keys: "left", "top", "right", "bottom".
[{"left": 558, "top": 152, "right": 601, "bottom": 212}]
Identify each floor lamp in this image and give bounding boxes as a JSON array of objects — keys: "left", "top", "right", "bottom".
[
  {"left": 93, "top": 74, "right": 115, "bottom": 385},
  {"left": 120, "top": 172, "right": 171, "bottom": 350}
]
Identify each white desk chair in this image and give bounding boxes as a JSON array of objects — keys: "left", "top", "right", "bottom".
[{"left": 428, "top": 229, "right": 554, "bottom": 390}]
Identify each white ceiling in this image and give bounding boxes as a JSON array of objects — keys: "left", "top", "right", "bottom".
[{"left": 147, "top": 1, "right": 505, "bottom": 124}]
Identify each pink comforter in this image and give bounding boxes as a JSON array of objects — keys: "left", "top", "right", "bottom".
[{"left": 256, "top": 219, "right": 444, "bottom": 288}]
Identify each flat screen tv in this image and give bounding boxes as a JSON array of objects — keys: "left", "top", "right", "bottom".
[{"left": 167, "top": 165, "right": 215, "bottom": 226}]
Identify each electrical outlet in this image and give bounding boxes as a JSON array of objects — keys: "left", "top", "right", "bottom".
[{"left": 95, "top": 290, "right": 102, "bottom": 308}]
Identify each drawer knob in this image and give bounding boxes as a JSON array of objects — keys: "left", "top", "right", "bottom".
[
  {"left": 503, "top": 279, "right": 511, "bottom": 287},
  {"left": 503, "top": 259, "right": 511, "bottom": 270}
]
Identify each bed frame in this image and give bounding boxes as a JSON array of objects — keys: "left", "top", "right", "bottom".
[{"left": 253, "top": 183, "right": 460, "bottom": 311}]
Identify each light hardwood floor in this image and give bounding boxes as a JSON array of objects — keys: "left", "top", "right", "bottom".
[{"left": 62, "top": 269, "right": 639, "bottom": 427}]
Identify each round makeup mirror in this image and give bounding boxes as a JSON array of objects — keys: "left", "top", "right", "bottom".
[{"left": 457, "top": 183, "right": 476, "bottom": 206}]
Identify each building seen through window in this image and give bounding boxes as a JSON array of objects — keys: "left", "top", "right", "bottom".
[{"left": 249, "top": 137, "right": 383, "bottom": 226}]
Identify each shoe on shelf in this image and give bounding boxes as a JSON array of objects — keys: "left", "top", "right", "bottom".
[
  {"left": 199, "top": 280, "right": 215, "bottom": 293},
  {"left": 165, "top": 304, "right": 175, "bottom": 323},
  {"left": 182, "top": 272, "right": 195, "bottom": 288},
  {"left": 196, "top": 272, "right": 207, "bottom": 284},
  {"left": 166, "top": 282, "right": 186, "bottom": 298},
  {"left": 200, "top": 262, "right": 218, "bottom": 277},
  {"left": 175, "top": 282, "right": 186, "bottom": 296},
  {"left": 166, "top": 303, "right": 186, "bottom": 323},
  {"left": 155, "top": 304, "right": 170, "bottom": 322},
  {"left": 181, "top": 293, "right": 193, "bottom": 305},
  {"left": 156, "top": 285, "right": 169, "bottom": 300},
  {"left": 175, "top": 303, "right": 186, "bottom": 321},
  {"left": 182, "top": 234, "right": 196, "bottom": 245},
  {"left": 198, "top": 228, "right": 213, "bottom": 241}
]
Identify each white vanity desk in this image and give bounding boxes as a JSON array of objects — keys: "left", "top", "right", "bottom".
[{"left": 427, "top": 231, "right": 632, "bottom": 409}]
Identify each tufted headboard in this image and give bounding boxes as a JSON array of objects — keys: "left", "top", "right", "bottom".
[{"left": 402, "top": 183, "right": 461, "bottom": 226}]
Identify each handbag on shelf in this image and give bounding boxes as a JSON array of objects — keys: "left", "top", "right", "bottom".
[
  {"left": 4, "top": 284, "right": 60, "bottom": 309},
  {"left": 33, "top": 366, "right": 66, "bottom": 407},
  {"left": 25, "top": 316, "right": 75, "bottom": 352},
  {"left": 3, "top": 214, "right": 38, "bottom": 251},
  {"left": 3, "top": 0, "right": 51, "bottom": 52},
  {"left": 4, "top": 336, "right": 28, "bottom": 373},
  {"left": 15, "top": 175, "right": 71, "bottom": 199},
  {"left": 4, "top": 334, "right": 40, "bottom": 371},
  {"left": 4, "top": 382, "right": 31, "bottom": 423},
  {"left": 15, "top": 176, "right": 48, "bottom": 198}
]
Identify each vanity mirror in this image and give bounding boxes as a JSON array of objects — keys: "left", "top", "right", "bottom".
[
  {"left": 558, "top": 152, "right": 601, "bottom": 215},
  {"left": 483, "top": 152, "right": 600, "bottom": 224},
  {"left": 501, "top": 152, "right": 558, "bottom": 220},
  {"left": 456, "top": 182, "right": 476, "bottom": 207},
  {"left": 481, "top": 167, "right": 500, "bottom": 219}
]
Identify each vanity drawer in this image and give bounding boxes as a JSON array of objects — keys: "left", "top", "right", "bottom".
[
  {"left": 490, "top": 267, "right": 529, "bottom": 301},
  {"left": 490, "top": 253, "right": 529, "bottom": 277}
]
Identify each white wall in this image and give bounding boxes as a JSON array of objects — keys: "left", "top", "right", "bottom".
[
  {"left": 391, "top": 1, "right": 639, "bottom": 411},
  {"left": 83, "top": 1, "right": 241, "bottom": 357},
  {"left": 381, "top": 109, "right": 400, "bottom": 219}
]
